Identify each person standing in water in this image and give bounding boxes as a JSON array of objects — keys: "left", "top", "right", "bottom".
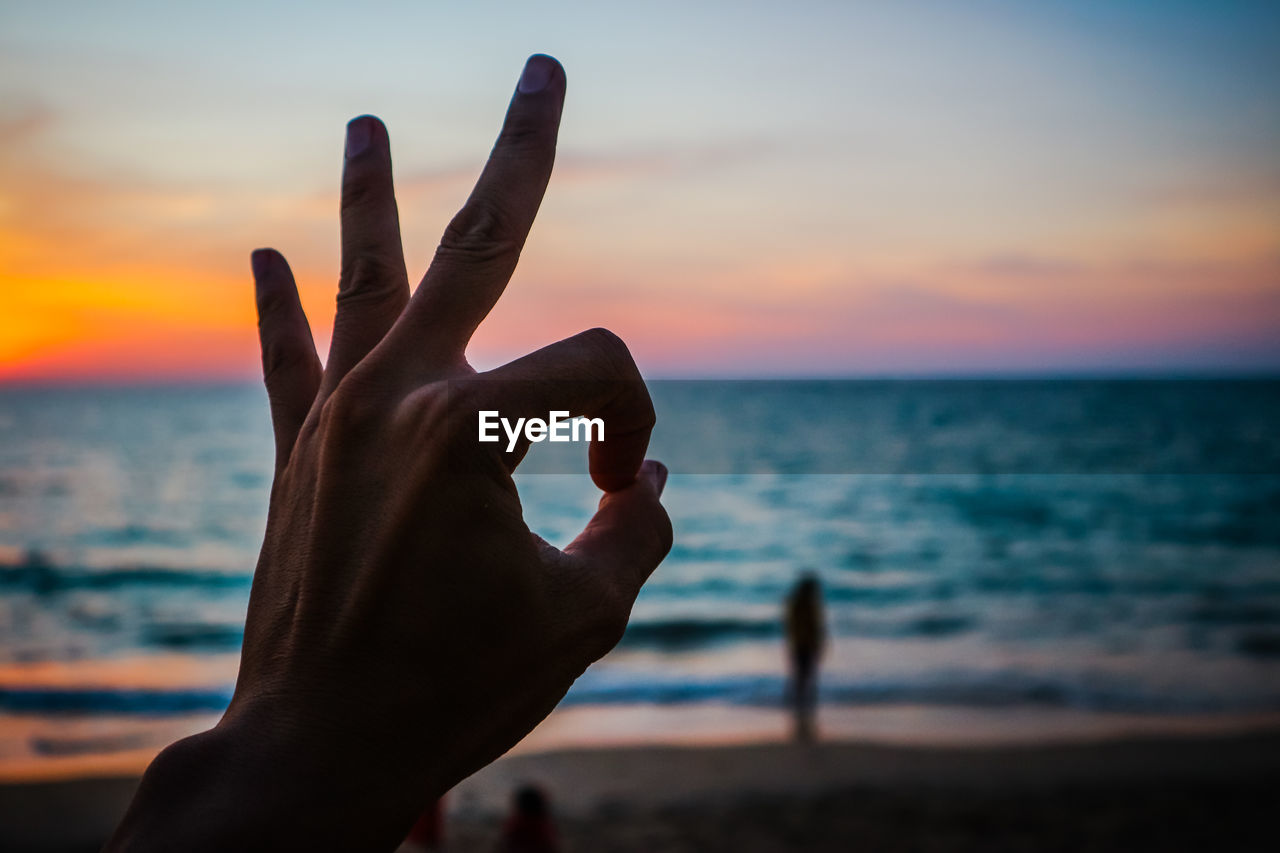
[{"left": 785, "top": 573, "right": 827, "bottom": 741}]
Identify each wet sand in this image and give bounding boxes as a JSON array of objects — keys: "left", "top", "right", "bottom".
[
  {"left": 447, "top": 774, "right": 1278, "bottom": 852},
  {"left": 4, "top": 730, "right": 1279, "bottom": 851}
]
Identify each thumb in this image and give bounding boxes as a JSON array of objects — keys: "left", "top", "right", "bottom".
[{"left": 563, "top": 460, "right": 672, "bottom": 598}]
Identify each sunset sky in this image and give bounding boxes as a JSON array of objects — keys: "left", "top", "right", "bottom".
[{"left": 1, "top": 0, "right": 1277, "bottom": 380}]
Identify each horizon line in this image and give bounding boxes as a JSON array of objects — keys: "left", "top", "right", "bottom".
[{"left": 2, "top": 370, "right": 1279, "bottom": 390}]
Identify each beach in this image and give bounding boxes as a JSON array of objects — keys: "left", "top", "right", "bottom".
[
  {"left": 3, "top": 725, "right": 1278, "bottom": 851},
  {"left": 3, "top": 382, "right": 1279, "bottom": 849},
  {"left": 3, "top": 0, "right": 1280, "bottom": 842}
]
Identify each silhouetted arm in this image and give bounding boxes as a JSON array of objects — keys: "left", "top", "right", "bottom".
[{"left": 107, "top": 55, "right": 671, "bottom": 852}]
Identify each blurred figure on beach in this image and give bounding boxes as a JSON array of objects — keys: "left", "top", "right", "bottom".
[
  {"left": 785, "top": 572, "right": 827, "bottom": 741},
  {"left": 495, "top": 785, "right": 558, "bottom": 853}
]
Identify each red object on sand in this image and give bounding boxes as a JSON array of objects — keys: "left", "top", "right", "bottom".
[
  {"left": 499, "top": 813, "right": 558, "bottom": 853},
  {"left": 406, "top": 797, "right": 444, "bottom": 848}
]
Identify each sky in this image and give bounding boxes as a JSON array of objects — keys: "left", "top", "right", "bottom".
[{"left": 1, "top": 0, "right": 1277, "bottom": 380}]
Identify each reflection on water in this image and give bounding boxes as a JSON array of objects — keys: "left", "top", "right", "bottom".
[{"left": 1, "top": 382, "right": 1279, "bottom": 776}]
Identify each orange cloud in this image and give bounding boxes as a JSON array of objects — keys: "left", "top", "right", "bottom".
[
  {"left": 2, "top": 103, "right": 1278, "bottom": 381},
  {"left": 0, "top": 107, "right": 297, "bottom": 381}
]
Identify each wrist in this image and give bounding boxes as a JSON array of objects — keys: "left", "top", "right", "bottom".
[
  {"left": 106, "top": 726, "right": 248, "bottom": 852},
  {"left": 107, "top": 702, "right": 427, "bottom": 851}
]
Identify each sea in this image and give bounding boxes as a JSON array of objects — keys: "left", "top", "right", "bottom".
[{"left": 2, "top": 380, "right": 1279, "bottom": 776}]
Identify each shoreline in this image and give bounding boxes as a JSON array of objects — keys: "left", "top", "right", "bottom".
[
  {"left": 3, "top": 719, "right": 1280, "bottom": 850},
  {"left": 512, "top": 702, "right": 1280, "bottom": 755},
  {"left": 5, "top": 702, "right": 1280, "bottom": 783}
]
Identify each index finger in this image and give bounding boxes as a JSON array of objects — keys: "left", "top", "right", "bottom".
[
  {"left": 469, "top": 328, "right": 656, "bottom": 493},
  {"left": 382, "top": 54, "right": 566, "bottom": 372}
]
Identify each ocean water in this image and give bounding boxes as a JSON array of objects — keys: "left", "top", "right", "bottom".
[{"left": 1, "top": 381, "right": 1279, "bottom": 773}]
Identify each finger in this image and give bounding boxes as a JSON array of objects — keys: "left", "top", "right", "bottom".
[
  {"left": 384, "top": 54, "right": 565, "bottom": 369},
  {"left": 252, "top": 248, "right": 322, "bottom": 471},
  {"left": 474, "top": 328, "right": 654, "bottom": 492},
  {"left": 564, "top": 460, "right": 672, "bottom": 597},
  {"left": 322, "top": 115, "right": 410, "bottom": 395}
]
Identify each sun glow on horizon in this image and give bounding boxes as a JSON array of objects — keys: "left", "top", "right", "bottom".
[{"left": 2, "top": 0, "right": 1278, "bottom": 382}]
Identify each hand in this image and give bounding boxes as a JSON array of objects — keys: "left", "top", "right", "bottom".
[{"left": 109, "top": 54, "right": 672, "bottom": 851}]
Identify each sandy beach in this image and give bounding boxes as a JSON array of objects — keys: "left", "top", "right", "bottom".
[{"left": 3, "top": 727, "right": 1278, "bottom": 852}]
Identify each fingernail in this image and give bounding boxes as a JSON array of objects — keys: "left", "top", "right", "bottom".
[
  {"left": 644, "top": 460, "right": 669, "bottom": 496},
  {"left": 518, "top": 54, "right": 555, "bottom": 94},
  {"left": 345, "top": 117, "right": 373, "bottom": 159},
  {"left": 251, "top": 249, "right": 273, "bottom": 279}
]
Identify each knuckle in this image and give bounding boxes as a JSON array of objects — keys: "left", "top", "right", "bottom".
[
  {"left": 254, "top": 285, "right": 291, "bottom": 321},
  {"left": 580, "top": 566, "right": 637, "bottom": 655},
  {"left": 318, "top": 383, "right": 380, "bottom": 434},
  {"left": 577, "top": 328, "right": 654, "bottom": 426},
  {"left": 440, "top": 379, "right": 482, "bottom": 431},
  {"left": 337, "top": 255, "right": 405, "bottom": 303},
  {"left": 579, "top": 327, "right": 632, "bottom": 372},
  {"left": 339, "top": 173, "right": 386, "bottom": 215},
  {"left": 401, "top": 380, "right": 487, "bottom": 454},
  {"left": 435, "top": 200, "right": 522, "bottom": 267},
  {"left": 391, "top": 384, "right": 447, "bottom": 447},
  {"left": 292, "top": 411, "right": 322, "bottom": 448},
  {"left": 583, "top": 589, "right": 631, "bottom": 659},
  {"left": 580, "top": 326, "right": 625, "bottom": 353},
  {"left": 552, "top": 564, "right": 634, "bottom": 661},
  {"left": 416, "top": 383, "right": 454, "bottom": 425},
  {"left": 494, "top": 117, "right": 551, "bottom": 157},
  {"left": 437, "top": 386, "right": 476, "bottom": 443},
  {"left": 260, "top": 340, "right": 317, "bottom": 388}
]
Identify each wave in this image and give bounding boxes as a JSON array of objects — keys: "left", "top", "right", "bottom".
[
  {"left": 1237, "top": 632, "right": 1280, "bottom": 658},
  {"left": 0, "top": 685, "right": 233, "bottom": 714},
  {"left": 619, "top": 618, "right": 780, "bottom": 649},
  {"left": 6, "top": 668, "right": 1278, "bottom": 717},
  {"left": 617, "top": 612, "right": 976, "bottom": 649},
  {"left": 0, "top": 554, "right": 250, "bottom": 594},
  {"left": 562, "top": 670, "right": 1280, "bottom": 714},
  {"left": 143, "top": 623, "right": 244, "bottom": 651}
]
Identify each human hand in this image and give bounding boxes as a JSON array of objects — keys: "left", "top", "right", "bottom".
[{"left": 109, "top": 54, "right": 671, "bottom": 851}]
